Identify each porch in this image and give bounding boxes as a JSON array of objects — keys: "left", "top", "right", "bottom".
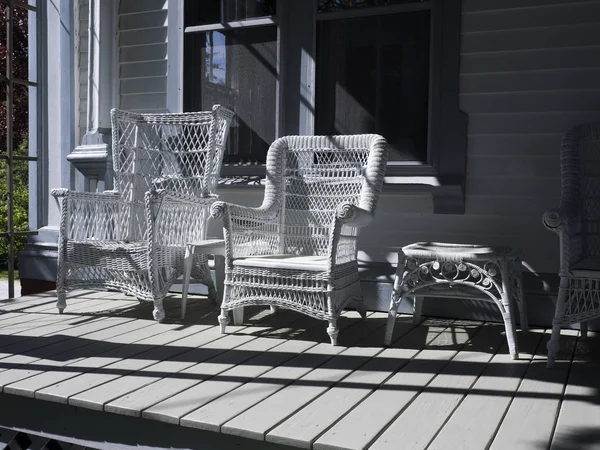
[{"left": 0, "top": 292, "right": 598, "bottom": 450}]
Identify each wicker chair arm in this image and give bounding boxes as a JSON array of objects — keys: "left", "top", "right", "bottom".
[
  {"left": 146, "top": 189, "right": 218, "bottom": 208},
  {"left": 51, "top": 189, "right": 120, "bottom": 200},
  {"left": 210, "top": 201, "right": 279, "bottom": 222},
  {"left": 543, "top": 207, "right": 573, "bottom": 233},
  {"left": 336, "top": 202, "right": 374, "bottom": 228}
]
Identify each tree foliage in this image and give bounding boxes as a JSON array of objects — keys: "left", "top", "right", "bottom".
[{"left": 0, "top": 3, "right": 30, "bottom": 268}]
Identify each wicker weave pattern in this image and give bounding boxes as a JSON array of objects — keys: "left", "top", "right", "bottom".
[
  {"left": 52, "top": 106, "right": 234, "bottom": 321},
  {"left": 543, "top": 123, "right": 600, "bottom": 367},
  {"left": 212, "top": 134, "right": 389, "bottom": 344}
]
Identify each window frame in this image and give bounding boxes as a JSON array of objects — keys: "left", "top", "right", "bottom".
[{"left": 174, "top": 0, "right": 467, "bottom": 212}]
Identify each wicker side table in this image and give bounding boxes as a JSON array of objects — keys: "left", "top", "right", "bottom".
[{"left": 384, "top": 242, "right": 528, "bottom": 359}]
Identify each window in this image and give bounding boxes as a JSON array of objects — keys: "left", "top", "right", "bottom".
[{"left": 181, "top": 0, "right": 466, "bottom": 205}]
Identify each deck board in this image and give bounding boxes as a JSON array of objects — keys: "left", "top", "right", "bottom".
[
  {"left": 489, "top": 330, "right": 579, "bottom": 450},
  {"left": 427, "top": 329, "right": 546, "bottom": 450},
  {"left": 1, "top": 292, "right": 599, "bottom": 450}
]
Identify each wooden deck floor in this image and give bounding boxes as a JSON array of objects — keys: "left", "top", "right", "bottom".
[{"left": 0, "top": 291, "right": 599, "bottom": 450}]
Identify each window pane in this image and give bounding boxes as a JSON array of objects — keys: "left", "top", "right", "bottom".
[
  {"left": 184, "top": 26, "right": 277, "bottom": 164},
  {"left": 318, "top": 0, "right": 425, "bottom": 13},
  {"left": 316, "top": 10, "right": 430, "bottom": 162},
  {"left": 185, "top": 0, "right": 276, "bottom": 26}
]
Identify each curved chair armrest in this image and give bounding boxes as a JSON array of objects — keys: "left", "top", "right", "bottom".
[
  {"left": 543, "top": 207, "right": 573, "bottom": 233},
  {"left": 146, "top": 189, "right": 218, "bottom": 208},
  {"left": 336, "top": 202, "right": 374, "bottom": 228},
  {"left": 51, "top": 189, "right": 120, "bottom": 200},
  {"left": 210, "top": 201, "right": 279, "bottom": 222}
]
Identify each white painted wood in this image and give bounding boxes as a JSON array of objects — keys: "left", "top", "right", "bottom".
[
  {"left": 34, "top": 321, "right": 210, "bottom": 404},
  {"left": 313, "top": 321, "right": 481, "bottom": 450},
  {"left": 176, "top": 311, "right": 369, "bottom": 431},
  {"left": 143, "top": 337, "right": 318, "bottom": 425},
  {"left": 428, "top": 330, "right": 546, "bottom": 450},
  {"left": 266, "top": 317, "right": 418, "bottom": 448},
  {"left": 489, "top": 330, "right": 579, "bottom": 450},
  {"left": 117, "top": 0, "right": 168, "bottom": 111},
  {"left": 3, "top": 319, "right": 159, "bottom": 397},
  {"left": 68, "top": 323, "right": 242, "bottom": 410},
  {"left": 221, "top": 341, "right": 383, "bottom": 440},
  {"left": 551, "top": 357, "right": 600, "bottom": 448},
  {"left": 0, "top": 318, "right": 144, "bottom": 392},
  {"left": 369, "top": 324, "right": 508, "bottom": 450}
]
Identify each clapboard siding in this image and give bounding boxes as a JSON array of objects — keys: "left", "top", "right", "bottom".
[
  {"left": 76, "top": 0, "right": 89, "bottom": 145},
  {"left": 118, "top": 0, "right": 168, "bottom": 112},
  {"left": 359, "top": 0, "right": 600, "bottom": 282}
]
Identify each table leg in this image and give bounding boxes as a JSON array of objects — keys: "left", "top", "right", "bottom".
[{"left": 181, "top": 244, "right": 194, "bottom": 320}]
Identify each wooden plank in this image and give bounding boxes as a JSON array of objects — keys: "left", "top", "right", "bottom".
[
  {"left": 220, "top": 315, "right": 387, "bottom": 441},
  {"left": 3, "top": 320, "right": 174, "bottom": 398},
  {"left": 177, "top": 312, "right": 370, "bottom": 432},
  {"left": 141, "top": 311, "right": 336, "bottom": 424},
  {"left": 34, "top": 318, "right": 218, "bottom": 405},
  {"left": 0, "top": 318, "right": 147, "bottom": 391},
  {"left": 428, "top": 329, "right": 546, "bottom": 450},
  {"left": 101, "top": 308, "right": 311, "bottom": 416},
  {"left": 489, "top": 330, "right": 579, "bottom": 450},
  {"left": 67, "top": 321, "right": 241, "bottom": 411},
  {"left": 265, "top": 316, "right": 426, "bottom": 448},
  {"left": 313, "top": 320, "right": 482, "bottom": 450},
  {"left": 550, "top": 332, "right": 600, "bottom": 450},
  {"left": 368, "top": 324, "right": 509, "bottom": 450}
]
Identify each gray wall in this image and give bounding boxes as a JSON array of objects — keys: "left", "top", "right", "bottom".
[{"left": 76, "top": 0, "right": 88, "bottom": 145}]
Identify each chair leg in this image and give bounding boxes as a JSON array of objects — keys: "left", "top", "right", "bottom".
[
  {"left": 270, "top": 305, "right": 278, "bottom": 314},
  {"left": 219, "top": 309, "right": 231, "bottom": 333},
  {"left": 547, "top": 282, "right": 568, "bottom": 368},
  {"left": 502, "top": 312, "right": 519, "bottom": 360},
  {"left": 181, "top": 244, "right": 194, "bottom": 320},
  {"left": 413, "top": 296, "right": 424, "bottom": 325},
  {"left": 327, "top": 319, "right": 339, "bottom": 346},
  {"left": 580, "top": 321, "right": 588, "bottom": 339},
  {"left": 547, "top": 322, "right": 562, "bottom": 369},
  {"left": 214, "top": 255, "right": 225, "bottom": 306},
  {"left": 153, "top": 301, "right": 166, "bottom": 323},
  {"left": 233, "top": 307, "right": 244, "bottom": 325},
  {"left": 57, "top": 292, "right": 67, "bottom": 314},
  {"left": 384, "top": 294, "right": 404, "bottom": 346}
]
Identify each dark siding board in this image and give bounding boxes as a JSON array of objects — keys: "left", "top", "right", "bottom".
[
  {"left": 460, "top": 69, "right": 600, "bottom": 94},
  {"left": 119, "top": 0, "right": 167, "bottom": 15},
  {"left": 462, "top": 22, "right": 600, "bottom": 54},
  {"left": 467, "top": 111, "right": 600, "bottom": 134},
  {"left": 461, "top": 46, "right": 600, "bottom": 74},
  {"left": 460, "top": 90, "right": 600, "bottom": 114},
  {"left": 462, "top": 2, "right": 600, "bottom": 33},
  {"left": 120, "top": 77, "right": 167, "bottom": 95},
  {"left": 463, "top": 0, "right": 599, "bottom": 13},
  {"left": 120, "top": 44, "right": 168, "bottom": 64},
  {"left": 466, "top": 134, "right": 564, "bottom": 156}
]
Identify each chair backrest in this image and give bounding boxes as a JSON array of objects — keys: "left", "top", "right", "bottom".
[
  {"left": 559, "top": 124, "right": 600, "bottom": 262},
  {"left": 265, "top": 135, "right": 388, "bottom": 257},
  {"left": 110, "top": 105, "right": 234, "bottom": 240}
]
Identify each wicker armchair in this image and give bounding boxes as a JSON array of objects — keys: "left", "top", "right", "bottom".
[
  {"left": 543, "top": 123, "right": 600, "bottom": 367},
  {"left": 52, "top": 105, "right": 234, "bottom": 321},
  {"left": 211, "top": 135, "right": 389, "bottom": 344}
]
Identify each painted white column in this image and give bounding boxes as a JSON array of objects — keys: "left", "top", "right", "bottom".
[
  {"left": 67, "top": 0, "right": 116, "bottom": 191},
  {"left": 19, "top": 0, "right": 74, "bottom": 289}
]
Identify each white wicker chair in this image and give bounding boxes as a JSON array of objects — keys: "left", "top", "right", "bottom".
[
  {"left": 52, "top": 105, "right": 234, "bottom": 321},
  {"left": 543, "top": 123, "right": 600, "bottom": 367},
  {"left": 211, "top": 135, "right": 389, "bottom": 344}
]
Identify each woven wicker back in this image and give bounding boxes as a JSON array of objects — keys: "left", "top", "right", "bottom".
[
  {"left": 275, "top": 135, "right": 387, "bottom": 257},
  {"left": 560, "top": 124, "right": 600, "bottom": 262},
  {"left": 110, "top": 105, "right": 234, "bottom": 240}
]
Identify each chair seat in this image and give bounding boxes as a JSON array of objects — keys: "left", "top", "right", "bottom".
[
  {"left": 571, "top": 258, "right": 600, "bottom": 278},
  {"left": 233, "top": 254, "right": 328, "bottom": 271},
  {"left": 402, "top": 242, "right": 514, "bottom": 262}
]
